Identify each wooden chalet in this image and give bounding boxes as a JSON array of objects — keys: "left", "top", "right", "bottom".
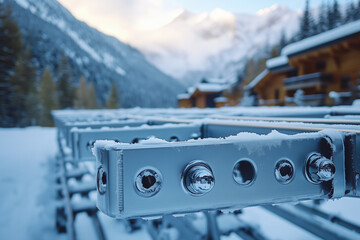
[
  {"left": 178, "top": 80, "right": 229, "bottom": 108},
  {"left": 244, "top": 20, "right": 360, "bottom": 106}
]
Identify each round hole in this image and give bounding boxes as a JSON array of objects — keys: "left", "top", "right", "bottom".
[
  {"left": 97, "top": 167, "right": 107, "bottom": 194},
  {"left": 132, "top": 138, "right": 146, "bottom": 144},
  {"left": 275, "top": 159, "right": 294, "bottom": 184},
  {"left": 169, "top": 136, "right": 179, "bottom": 142},
  {"left": 233, "top": 159, "right": 256, "bottom": 186},
  {"left": 135, "top": 168, "right": 162, "bottom": 197},
  {"left": 142, "top": 175, "right": 156, "bottom": 189}
]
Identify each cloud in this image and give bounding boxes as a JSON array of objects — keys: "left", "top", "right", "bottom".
[{"left": 58, "top": 0, "right": 181, "bottom": 41}]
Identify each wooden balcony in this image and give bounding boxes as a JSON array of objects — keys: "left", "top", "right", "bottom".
[{"left": 284, "top": 72, "right": 332, "bottom": 90}]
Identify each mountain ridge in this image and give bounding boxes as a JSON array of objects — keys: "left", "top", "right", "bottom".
[{"left": 5, "top": 0, "right": 185, "bottom": 107}]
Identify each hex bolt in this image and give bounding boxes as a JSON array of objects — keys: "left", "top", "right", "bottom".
[
  {"left": 135, "top": 169, "right": 162, "bottom": 197},
  {"left": 183, "top": 161, "right": 215, "bottom": 196},
  {"left": 97, "top": 166, "right": 107, "bottom": 195},
  {"left": 306, "top": 153, "right": 336, "bottom": 183}
]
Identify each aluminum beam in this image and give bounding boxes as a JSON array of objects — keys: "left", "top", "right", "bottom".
[{"left": 95, "top": 130, "right": 345, "bottom": 219}]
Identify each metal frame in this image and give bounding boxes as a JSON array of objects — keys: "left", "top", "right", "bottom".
[{"left": 51, "top": 107, "right": 360, "bottom": 240}]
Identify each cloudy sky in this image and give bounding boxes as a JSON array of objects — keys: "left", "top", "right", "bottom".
[{"left": 58, "top": 0, "right": 349, "bottom": 42}]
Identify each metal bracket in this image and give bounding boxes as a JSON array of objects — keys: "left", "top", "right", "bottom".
[{"left": 95, "top": 130, "right": 346, "bottom": 219}]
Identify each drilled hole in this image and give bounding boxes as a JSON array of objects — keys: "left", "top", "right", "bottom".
[
  {"left": 233, "top": 160, "right": 256, "bottom": 186},
  {"left": 142, "top": 175, "right": 156, "bottom": 189},
  {"left": 169, "top": 136, "right": 179, "bottom": 142},
  {"left": 101, "top": 171, "right": 107, "bottom": 185},
  {"left": 275, "top": 159, "right": 294, "bottom": 184},
  {"left": 135, "top": 169, "right": 162, "bottom": 197},
  {"left": 280, "top": 165, "right": 292, "bottom": 177}
]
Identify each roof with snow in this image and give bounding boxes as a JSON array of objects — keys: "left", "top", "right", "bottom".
[
  {"left": 282, "top": 20, "right": 360, "bottom": 57},
  {"left": 196, "top": 83, "right": 229, "bottom": 93},
  {"left": 244, "top": 69, "right": 269, "bottom": 90},
  {"left": 178, "top": 82, "right": 229, "bottom": 100},
  {"left": 177, "top": 93, "right": 191, "bottom": 100},
  {"left": 266, "top": 55, "right": 288, "bottom": 70},
  {"left": 245, "top": 20, "right": 360, "bottom": 91}
]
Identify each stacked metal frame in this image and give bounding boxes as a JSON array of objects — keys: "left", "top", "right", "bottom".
[{"left": 52, "top": 106, "right": 360, "bottom": 240}]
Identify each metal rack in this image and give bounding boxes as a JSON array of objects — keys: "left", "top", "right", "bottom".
[{"left": 52, "top": 106, "right": 360, "bottom": 240}]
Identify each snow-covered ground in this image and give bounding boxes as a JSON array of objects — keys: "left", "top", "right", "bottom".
[
  {"left": 0, "top": 127, "right": 151, "bottom": 240},
  {"left": 0, "top": 127, "right": 61, "bottom": 239},
  {"left": 0, "top": 127, "right": 359, "bottom": 239}
]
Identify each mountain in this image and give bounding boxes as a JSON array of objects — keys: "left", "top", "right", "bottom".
[
  {"left": 128, "top": 5, "right": 301, "bottom": 86},
  {"left": 5, "top": 0, "right": 185, "bottom": 107}
]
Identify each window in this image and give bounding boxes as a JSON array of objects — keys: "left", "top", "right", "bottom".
[
  {"left": 275, "top": 89, "right": 279, "bottom": 100},
  {"left": 316, "top": 61, "right": 326, "bottom": 71},
  {"left": 341, "top": 76, "right": 350, "bottom": 90}
]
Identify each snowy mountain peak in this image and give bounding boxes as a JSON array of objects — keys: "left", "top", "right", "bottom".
[
  {"left": 256, "top": 4, "right": 290, "bottom": 16},
  {"left": 209, "top": 8, "right": 236, "bottom": 23},
  {"left": 129, "top": 5, "right": 300, "bottom": 85},
  {"left": 7, "top": 0, "right": 185, "bottom": 107}
]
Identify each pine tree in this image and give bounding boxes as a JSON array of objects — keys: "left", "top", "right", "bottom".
[
  {"left": 57, "top": 54, "right": 74, "bottom": 109},
  {"left": 0, "top": 3, "right": 23, "bottom": 126},
  {"left": 106, "top": 83, "right": 120, "bottom": 109},
  {"left": 74, "top": 76, "right": 99, "bottom": 109},
  {"left": 74, "top": 76, "right": 88, "bottom": 109},
  {"left": 344, "top": 1, "right": 356, "bottom": 23},
  {"left": 327, "top": 1, "right": 335, "bottom": 29},
  {"left": 333, "top": 0, "right": 342, "bottom": 27},
  {"left": 39, "top": 68, "right": 58, "bottom": 126},
  {"left": 87, "top": 83, "right": 99, "bottom": 109},
  {"left": 299, "top": 0, "right": 315, "bottom": 39},
  {"left": 10, "top": 48, "right": 38, "bottom": 126},
  {"left": 355, "top": 0, "right": 360, "bottom": 20},
  {"left": 317, "top": 1, "right": 328, "bottom": 33},
  {"left": 270, "top": 45, "right": 280, "bottom": 58},
  {"left": 279, "top": 30, "right": 287, "bottom": 51},
  {"left": 23, "top": 48, "right": 39, "bottom": 126}
]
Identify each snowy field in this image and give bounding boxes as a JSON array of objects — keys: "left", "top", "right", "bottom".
[{"left": 0, "top": 127, "right": 360, "bottom": 239}]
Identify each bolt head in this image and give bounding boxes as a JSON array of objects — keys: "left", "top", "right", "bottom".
[
  {"left": 306, "top": 153, "right": 336, "bottom": 183},
  {"left": 183, "top": 161, "right": 215, "bottom": 196}
]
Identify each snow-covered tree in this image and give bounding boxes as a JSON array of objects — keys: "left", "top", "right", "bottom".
[
  {"left": 39, "top": 68, "right": 58, "bottom": 126},
  {"left": 327, "top": 1, "right": 335, "bottom": 29},
  {"left": 299, "top": 0, "right": 315, "bottom": 39},
  {"left": 317, "top": 1, "right": 328, "bottom": 33},
  {"left": 332, "top": 0, "right": 342, "bottom": 27},
  {"left": 346, "top": 0, "right": 360, "bottom": 21},
  {"left": 344, "top": 1, "right": 356, "bottom": 23}
]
